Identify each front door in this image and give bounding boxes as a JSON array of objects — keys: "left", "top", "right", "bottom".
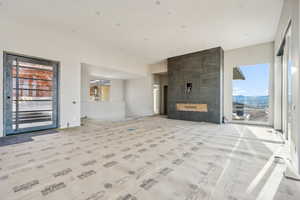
[{"left": 3, "top": 53, "right": 59, "bottom": 135}]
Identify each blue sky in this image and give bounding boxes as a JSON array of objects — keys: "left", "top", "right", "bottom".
[{"left": 233, "top": 63, "right": 269, "bottom": 96}]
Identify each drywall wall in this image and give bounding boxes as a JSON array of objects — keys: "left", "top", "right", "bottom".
[
  {"left": 224, "top": 42, "right": 275, "bottom": 123},
  {"left": 274, "top": 0, "right": 300, "bottom": 174},
  {"left": 124, "top": 75, "right": 154, "bottom": 117},
  {"left": 83, "top": 101, "right": 125, "bottom": 121},
  {"left": 0, "top": 19, "right": 148, "bottom": 136},
  {"left": 81, "top": 68, "right": 126, "bottom": 121},
  {"left": 149, "top": 60, "right": 168, "bottom": 74},
  {"left": 168, "top": 47, "right": 224, "bottom": 123}
]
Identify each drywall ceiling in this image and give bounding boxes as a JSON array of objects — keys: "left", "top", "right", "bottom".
[{"left": 0, "top": 0, "right": 283, "bottom": 64}]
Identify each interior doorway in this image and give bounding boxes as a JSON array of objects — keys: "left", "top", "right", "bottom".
[
  {"left": 3, "top": 53, "right": 59, "bottom": 135},
  {"left": 164, "top": 85, "right": 168, "bottom": 115},
  {"left": 153, "top": 84, "right": 160, "bottom": 115}
]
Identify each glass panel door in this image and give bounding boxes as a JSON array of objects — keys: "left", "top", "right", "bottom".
[{"left": 4, "top": 53, "right": 59, "bottom": 135}]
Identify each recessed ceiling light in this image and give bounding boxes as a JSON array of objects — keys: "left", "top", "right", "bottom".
[
  {"left": 95, "top": 11, "right": 101, "bottom": 16},
  {"left": 155, "top": 1, "right": 161, "bottom": 5}
]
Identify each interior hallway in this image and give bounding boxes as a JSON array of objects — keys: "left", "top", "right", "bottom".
[{"left": 0, "top": 116, "right": 299, "bottom": 200}]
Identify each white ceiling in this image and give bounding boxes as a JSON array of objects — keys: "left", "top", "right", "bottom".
[{"left": 0, "top": 0, "right": 283, "bottom": 64}]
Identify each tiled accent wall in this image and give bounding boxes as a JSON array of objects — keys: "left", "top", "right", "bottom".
[{"left": 167, "top": 47, "right": 224, "bottom": 123}]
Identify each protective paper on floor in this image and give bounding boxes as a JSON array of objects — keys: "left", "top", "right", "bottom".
[{"left": 0, "top": 117, "right": 292, "bottom": 200}]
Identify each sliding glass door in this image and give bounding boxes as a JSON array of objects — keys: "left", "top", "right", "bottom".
[
  {"left": 281, "top": 26, "right": 294, "bottom": 146},
  {"left": 3, "top": 53, "right": 59, "bottom": 135}
]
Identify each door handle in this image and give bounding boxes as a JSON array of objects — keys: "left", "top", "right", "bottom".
[{"left": 7, "top": 96, "right": 11, "bottom": 99}]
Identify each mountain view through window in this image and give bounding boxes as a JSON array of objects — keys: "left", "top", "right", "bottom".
[{"left": 232, "top": 64, "right": 270, "bottom": 123}]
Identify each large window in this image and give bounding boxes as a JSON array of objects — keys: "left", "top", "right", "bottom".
[{"left": 232, "top": 64, "right": 270, "bottom": 123}]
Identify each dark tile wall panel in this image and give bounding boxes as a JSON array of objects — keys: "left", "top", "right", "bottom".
[{"left": 167, "top": 47, "right": 224, "bottom": 124}]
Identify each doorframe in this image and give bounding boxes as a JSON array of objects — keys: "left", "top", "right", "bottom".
[
  {"left": 277, "top": 21, "right": 292, "bottom": 139},
  {"left": 3, "top": 51, "right": 60, "bottom": 136}
]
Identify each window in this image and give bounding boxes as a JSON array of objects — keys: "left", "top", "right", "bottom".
[
  {"left": 89, "top": 79, "right": 110, "bottom": 101},
  {"left": 232, "top": 64, "right": 270, "bottom": 123}
]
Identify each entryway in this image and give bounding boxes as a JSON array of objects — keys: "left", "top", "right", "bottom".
[{"left": 3, "top": 53, "right": 59, "bottom": 135}]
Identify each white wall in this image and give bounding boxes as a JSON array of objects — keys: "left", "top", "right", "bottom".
[
  {"left": 81, "top": 70, "right": 126, "bottom": 121},
  {"left": 82, "top": 101, "right": 125, "bottom": 121},
  {"left": 274, "top": 0, "right": 300, "bottom": 174},
  {"left": 0, "top": 19, "right": 148, "bottom": 136},
  {"left": 224, "top": 42, "right": 275, "bottom": 123},
  {"left": 110, "top": 80, "right": 125, "bottom": 102},
  {"left": 124, "top": 75, "right": 154, "bottom": 117}
]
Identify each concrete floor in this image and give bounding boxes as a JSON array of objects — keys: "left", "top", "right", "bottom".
[{"left": 0, "top": 116, "right": 299, "bottom": 200}]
